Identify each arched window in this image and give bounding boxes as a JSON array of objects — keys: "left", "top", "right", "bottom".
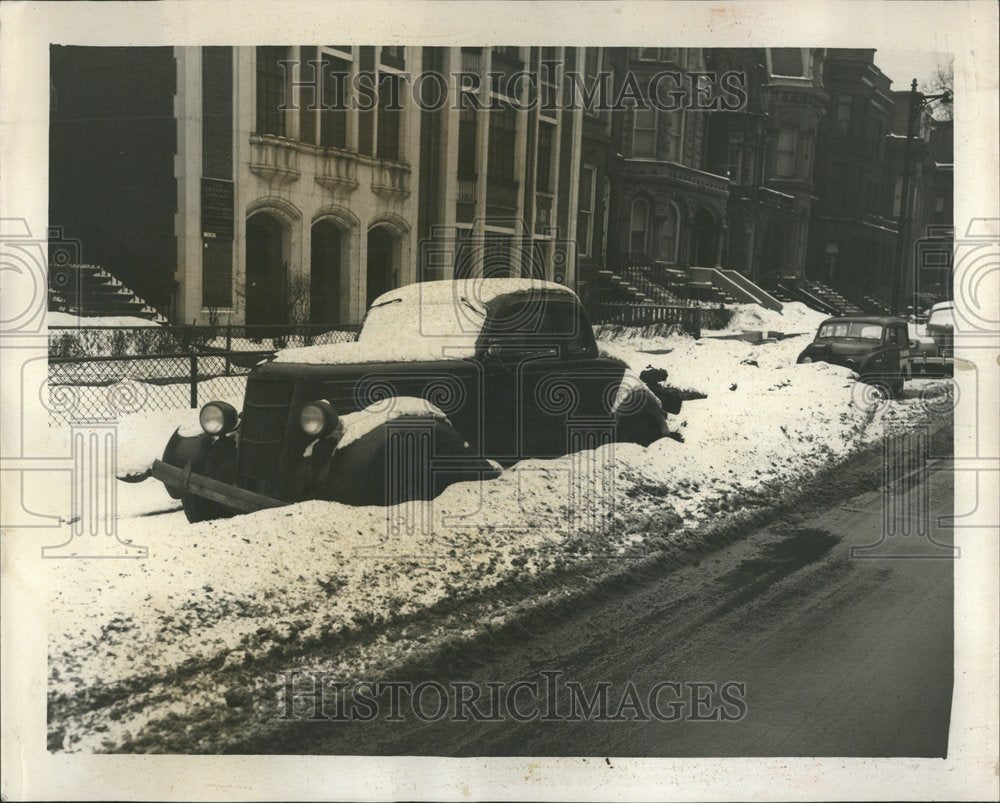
[
  {"left": 657, "top": 201, "right": 680, "bottom": 263},
  {"left": 629, "top": 197, "right": 650, "bottom": 255}
]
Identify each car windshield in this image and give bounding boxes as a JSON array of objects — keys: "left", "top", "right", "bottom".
[{"left": 816, "top": 322, "right": 884, "bottom": 341}]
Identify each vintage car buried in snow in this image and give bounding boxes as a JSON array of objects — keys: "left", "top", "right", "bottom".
[
  {"left": 152, "top": 279, "right": 673, "bottom": 522},
  {"left": 796, "top": 315, "right": 911, "bottom": 397}
]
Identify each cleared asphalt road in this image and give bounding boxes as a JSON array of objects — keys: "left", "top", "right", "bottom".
[{"left": 279, "top": 434, "right": 954, "bottom": 758}]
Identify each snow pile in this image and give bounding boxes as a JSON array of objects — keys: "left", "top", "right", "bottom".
[
  {"left": 46, "top": 327, "right": 951, "bottom": 751},
  {"left": 704, "top": 301, "right": 828, "bottom": 335},
  {"left": 48, "top": 312, "right": 162, "bottom": 328}
]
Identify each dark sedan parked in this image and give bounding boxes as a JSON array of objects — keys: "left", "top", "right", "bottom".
[
  {"left": 152, "top": 279, "right": 672, "bottom": 522},
  {"left": 796, "top": 315, "right": 911, "bottom": 397}
]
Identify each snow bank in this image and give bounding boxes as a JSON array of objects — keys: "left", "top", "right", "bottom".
[
  {"left": 46, "top": 327, "right": 952, "bottom": 751},
  {"left": 48, "top": 312, "right": 162, "bottom": 328},
  {"left": 704, "top": 301, "right": 828, "bottom": 335}
]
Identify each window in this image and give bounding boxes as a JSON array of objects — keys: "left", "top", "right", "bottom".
[
  {"left": 657, "top": 202, "right": 679, "bottom": 263},
  {"left": 824, "top": 242, "right": 839, "bottom": 278},
  {"left": 457, "top": 107, "right": 477, "bottom": 179},
  {"left": 632, "top": 106, "right": 657, "bottom": 158},
  {"left": 775, "top": 128, "right": 798, "bottom": 176},
  {"left": 320, "top": 54, "right": 349, "bottom": 148},
  {"left": 483, "top": 299, "right": 594, "bottom": 358},
  {"left": 727, "top": 132, "right": 744, "bottom": 181},
  {"left": 536, "top": 121, "right": 555, "bottom": 192},
  {"left": 583, "top": 48, "right": 606, "bottom": 119},
  {"left": 539, "top": 47, "right": 559, "bottom": 118},
  {"left": 769, "top": 48, "right": 806, "bottom": 77},
  {"left": 817, "top": 322, "right": 884, "bottom": 340},
  {"left": 638, "top": 48, "right": 659, "bottom": 61},
  {"left": 629, "top": 197, "right": 650, "bottom": 255},
  {"left": 893, "top": 176, "right": 904, "bottom": 217},
  {"left": 376, "top": 72, "right": 402, "bottom": 160},
  {"left": 380, "top": 46, "right": 405, "bottom": 69},
  {"left": 577, "top": 164, "right": 597, "bottom": 258},
  {"left": 836, "top": 95, "right": 852, "bottom": 132},
  {"left": 255, "top": 46, "right": 287, "bottom": 136},
  {"left": 663, "top": 109, "right": 684, "bottom": 161},
  {"left": 487, "top": 103, "right": 517, "bottom": 182}
]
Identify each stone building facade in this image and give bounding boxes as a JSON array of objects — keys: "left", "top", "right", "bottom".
[{"left": 51, "top": 45, "right": 588, "bottom": 325}]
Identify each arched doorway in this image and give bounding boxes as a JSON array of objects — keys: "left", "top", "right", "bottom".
[
  {"left": 245, "top": 213, "right": 287, "bottom": 325},
  {"left": 366, "top": 225, "right": 398, "bottom": 307},
  {"left": 691, "top": 208, "right": 718, "bottom": 267},
  {"left": 311, "top": 220, "right": 343, "bottom": 323}
]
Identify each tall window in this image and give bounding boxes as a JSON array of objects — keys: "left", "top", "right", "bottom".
[
  {"left": 457, "top": 107, "right": 477, "bottom": 179},
  {"left": 775, "top": 128, "right": 798, "bottom": 177},
  {"left": 487, "top": 104, "right": 517, "bottom": 183},
  {"left": 583, "top": 47, "right": 606, "bottom": 119},
  {"left": 836, "top": 95, "right": 853, "bottom": 132},
  {"left": 663, "top": 109, "right": 684, "bottom": 161},
  {"left": 629, "top": 197, "right": 650, "bottom": 254},
  {"left": 539, "top": 47, "right": 559, "bottom": 119},
  {"left": 577, "top": 164, "right": 597, "bottom": 257},
  {"left": 632, "top": 106, "right": 657, "bottom": 158},
  {"left": 536, "top": 121, "right": 555, "bottom": 192},
  {"left": 657, "top": 202, "right": 680, "bottom": 263},
  {"left": 376, "top": 72, "right": 402, "bottom": 160},
  {"left": 320, "top": 53, "right": 349, "bottom": 149},
  {"left": 256, "top": 46, "right": 287, "bottom": 136}
]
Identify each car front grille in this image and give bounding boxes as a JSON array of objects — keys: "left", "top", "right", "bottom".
[{"left": 238, "top": 376, "right": 294, "bottom": 490}]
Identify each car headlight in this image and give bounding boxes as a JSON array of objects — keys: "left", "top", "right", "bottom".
[
  {"left": 800, "top": 356, "right": 813, "bottom": 364},
  {"left": 300, "top": 400, "right": 339, "bottom": 438},
  {"left": 199, "top": 401, "right": 239, "bottom": 435}
]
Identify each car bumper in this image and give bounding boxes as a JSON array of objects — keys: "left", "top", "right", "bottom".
[{"left": 152, "top": 459, "right": 285, "bottom": 514}]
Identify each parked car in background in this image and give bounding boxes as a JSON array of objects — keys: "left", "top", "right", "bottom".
[
  {"left": 796, "top": 315, "right": 911, "bottom": 397},
  {"left": 925, "top": 301, "right": 955, "bottom": 356},
  {"left": 152, "top": 279, "right": 673, "bottom": 522}
]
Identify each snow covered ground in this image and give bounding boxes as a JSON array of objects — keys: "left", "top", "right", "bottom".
[
  {"left": 48, "top": 312, "right": 162, "bottom": 327},
  {"left": 43, "top": 316, "right": 953, "bottom": 752}
]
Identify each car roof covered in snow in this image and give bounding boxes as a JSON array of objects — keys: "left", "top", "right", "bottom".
[
  {"left": 369, "top": 278, "right": 576, "bottom": 310},
  {"left": 818, "top": 315, "right": 908, "bottom": 326}
]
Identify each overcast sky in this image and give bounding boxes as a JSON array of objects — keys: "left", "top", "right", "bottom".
[{"left": 873, "top": 49, "right": 952, "bottom": 90}]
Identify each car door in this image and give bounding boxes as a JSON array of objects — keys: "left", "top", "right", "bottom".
[{"left": 479, "top": 296, "right": 621, "bottom": 463}]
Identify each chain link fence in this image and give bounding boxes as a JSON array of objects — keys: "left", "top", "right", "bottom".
[{"left": 47, "top": 324, "right": 360, "bottom": 423}]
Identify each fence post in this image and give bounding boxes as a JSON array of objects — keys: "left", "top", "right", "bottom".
[
  {"left": 693, "top": 308, "right": 701, "bottom": 339},
  {"left": 225, "top": 320, "right": 232, "bottom": 376},
  {"left": 189, "top": 353, "right": 198, "bottom": 409}
]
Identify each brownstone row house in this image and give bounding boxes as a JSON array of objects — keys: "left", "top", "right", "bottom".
[{"left": 49, "top": 46, "right": 952, "bottom": 323}]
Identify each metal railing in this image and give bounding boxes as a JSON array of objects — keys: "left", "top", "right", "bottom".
[
  {"left": 46, "top": 323, "right": 359, "bottom": 423},
  {"left": 592, "top": 302, "right": 704, "bottom": 337}
]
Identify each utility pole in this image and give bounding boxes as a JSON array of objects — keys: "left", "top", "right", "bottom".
[
  {"left": 890, "top": 80, "right": 919, "bottom": 317},
  {"left": 889, "top": 79, "right": 950, "bottom": 317}
]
